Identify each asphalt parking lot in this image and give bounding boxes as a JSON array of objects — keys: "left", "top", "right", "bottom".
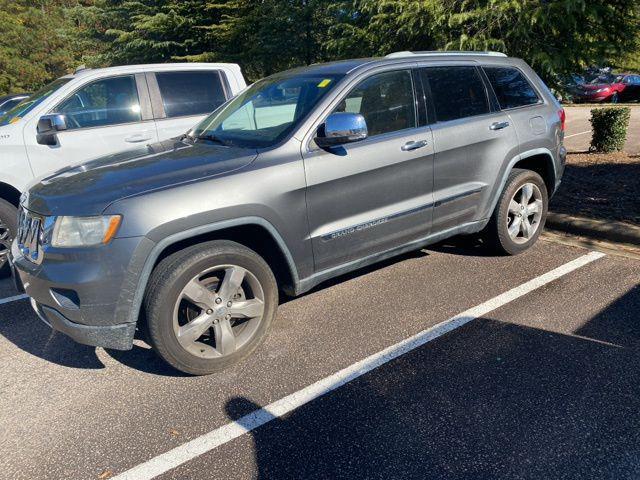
[
  {"left": 1, "top": 237, "right": 639, "bottom": 479},
  {"left": 564, "top": 105, "right": 640, "bottom": 154}
]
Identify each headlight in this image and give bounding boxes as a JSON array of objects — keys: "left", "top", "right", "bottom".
[{"left": 52, "top": 215, "right": 122, "bottom": 247}]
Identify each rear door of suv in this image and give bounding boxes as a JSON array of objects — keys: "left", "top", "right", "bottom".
[
  {"left": 146, "top": 70, "right": 230, "bottom": 140},
  {"left": 418, "top": 63, "right": 519, "bottom": 232}
]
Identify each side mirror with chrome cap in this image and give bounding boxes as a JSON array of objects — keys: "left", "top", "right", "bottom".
[
  {"left": 315, "top": 112, "right": 368, "bottom": 148},
  {"left": 37, "top": 114, "right": 68, "bottom": 146}
]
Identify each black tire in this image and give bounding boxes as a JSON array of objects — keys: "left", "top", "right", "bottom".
[
  {"left": 0, "top": 198, "right": 17, "bottom": 276},
  {"left": 611, "top": 92, "right": 619, "bottom": 104},
  {"left": 486, "top": 168, "right": 548, "bottom": 255},
  {"left": 144, "top": 240, "right": 278, "bottom": 375}
]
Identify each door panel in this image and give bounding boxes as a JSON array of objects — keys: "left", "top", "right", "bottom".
[
  {"left": 154, "top": 114, "right": 208, "bottom": 141},
  {"left": 303, "top": 128, "right": 434, "bottom": 271},
  {"left": 303, "top": 68, "right": 434, "bottom": 272},
  {"left": 430, "top": 114, "right": 518, "bottom": 230},
  {"left": 24, "top": 75, "right": 159, "bottom": 177},
  {"left": 420, "top": 65, "right": 519, "bottom": 231}
]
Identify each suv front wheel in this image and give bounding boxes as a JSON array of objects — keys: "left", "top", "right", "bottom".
[
  {"left": 486, "top": 168, "right": 548, "bottom": 255},
  {"left": 144, "top": 240, "right": 278, "bottom": 375}
]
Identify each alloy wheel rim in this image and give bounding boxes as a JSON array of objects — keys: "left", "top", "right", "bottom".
[
  {"left": 172, "top": 264, "right": 265, "bottom": 359},
  {"left": 506, "top": 182, "right": 543, "bottom": 244},
  {"left": 0, "top": 219, "right": 12, "bottom": 264}
]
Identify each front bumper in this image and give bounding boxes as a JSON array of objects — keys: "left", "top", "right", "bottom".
[
  {"left": 30, "top": 298, "right": 136, "bottom": 350},
  {"left": 11, "top": 236, "right": 152, "bottom": 351}
]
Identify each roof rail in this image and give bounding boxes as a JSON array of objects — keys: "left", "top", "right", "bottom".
[{"left": 385, "top": 51, "right": 507, "bottom": 58}]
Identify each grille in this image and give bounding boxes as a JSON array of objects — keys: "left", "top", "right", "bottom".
[{"left": 17, "top": 207, "right": 44, "bottom": 264}]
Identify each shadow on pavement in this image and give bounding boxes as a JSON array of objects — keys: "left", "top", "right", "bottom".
[
  {"left": 550, "top": 158, "right": 640, "bottom": 225},
  {"left": 0, "top": 304, "right": 104, "bottom": 369},
  {"left": 219, "top": 284, "right": 640, "bottom": 479}
]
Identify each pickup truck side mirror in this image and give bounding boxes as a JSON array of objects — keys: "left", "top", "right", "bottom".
[
  {"left": 315, "top": 112, "right": 368, "bottom": 148},
  {"left": 37, "top": 114, "right": 68, "bottom": 146}
]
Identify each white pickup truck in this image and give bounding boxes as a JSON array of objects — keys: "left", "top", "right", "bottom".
[{"left": 0, "top": 63, "right": 246, "bottom": 267}]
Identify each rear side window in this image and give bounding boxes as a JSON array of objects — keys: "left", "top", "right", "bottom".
[
  {"left": 156, "top": 71, "right": 227, "bottom": 118},
  {"left": 483, "top": 67, "right": 540, "bottom": 109},
  {"left": 421, "top": 67, "right": 489, "bottom": 122}
]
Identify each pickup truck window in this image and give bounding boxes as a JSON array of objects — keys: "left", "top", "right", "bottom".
[
  {"left": 0, "top": 78, "right": 70, "bottom": 126},
  {"left": 191, "top": 72, "right": 344, "bottom": 148},
  {"left": 156, "top": 71, "right": 227, "bottom": 118},
  {"left": 56, "top": 75, "right": 141, "bottom": 129}
]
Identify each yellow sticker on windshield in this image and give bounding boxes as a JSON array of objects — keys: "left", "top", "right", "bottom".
[
  {"left": 317, "top": 79, "right": 332, "bottom": 88},
  {"left": 9, "top": 117, "right": 20, "bottom": 124}
]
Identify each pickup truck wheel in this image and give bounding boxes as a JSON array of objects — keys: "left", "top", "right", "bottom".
[
  {"left": 0, "top": 199, "right": 17, "bottom": 275},
  {"left": 486, "top": 168, "right": 548, "bottom": 255},
  {"left": 144, "top": 240, "right": 278, "bottom": 375}
]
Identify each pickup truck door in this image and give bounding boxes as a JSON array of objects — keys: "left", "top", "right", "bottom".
[
  {"left": 23, "top": 74, "right": 159, "bottom": 177},
  {"left": 302, "top": 68, "right": 434, "bottom": 272},
  {"left": 146, "top": 70, "right": 231, "bottom": 141}
]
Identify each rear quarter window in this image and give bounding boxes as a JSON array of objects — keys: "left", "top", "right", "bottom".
[
  {"left": 483, "top": 67, "right": 540, "bottom": 109},
  {"left": 156, "top": 71, "right": 227, "bottom": 118}
]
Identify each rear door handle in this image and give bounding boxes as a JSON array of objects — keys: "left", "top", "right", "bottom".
[
  {"left": 401, "top": 139, "right": 428, "bottom": 151},
  {"left": 125, "top": 134, "right": 152, "bottom": 143},
  {"left": 490, "top": 121, "right": 510, "bottom": 131}
]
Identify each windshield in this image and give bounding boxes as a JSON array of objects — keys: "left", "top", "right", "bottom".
[
  {"left": 0, "top": 78, "right": 70, "bottom": 126},
  {"left": 190, "top": 72, "right": 344, "bottom": 148}
]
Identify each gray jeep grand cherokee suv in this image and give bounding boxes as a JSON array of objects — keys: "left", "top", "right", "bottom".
[{"left": 12, "top": 52, "right": 566, "bottom": 374}]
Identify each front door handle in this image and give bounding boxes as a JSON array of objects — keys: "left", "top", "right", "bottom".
[
  {"left": 401, "top": 139, "right": 428, "bottom": 151},
  {"left": 489, "top": 121, "right": 510, "bottom": 131},
  {"left": 125, "top": 134, "right": 152, "bottom": 143}
]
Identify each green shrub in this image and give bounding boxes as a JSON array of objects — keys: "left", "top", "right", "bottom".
[{"left": 589, "top": 107, "right": 631, "bottom": 153}]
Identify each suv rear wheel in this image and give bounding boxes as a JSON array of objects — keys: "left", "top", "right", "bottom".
[
  {"left": 144, "top": 240, "right": 278, "bottom": 375},
  {"left": 486, "top": 168, "right": 548, "bottom": 255}
]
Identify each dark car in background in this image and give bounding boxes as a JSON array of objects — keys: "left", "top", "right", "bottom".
[
  {"left": 574, "top": 73, "right": 640, "bottom": 103},
  {"left": 0, "top": 93, "right": 30, "bottom": 116}
]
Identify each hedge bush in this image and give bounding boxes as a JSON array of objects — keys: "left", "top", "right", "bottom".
[{"left": 589, "top": 107, "right": 631, "bottom": 153}]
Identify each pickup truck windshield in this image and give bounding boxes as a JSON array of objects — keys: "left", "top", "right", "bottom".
[
  {"left": 190, "top": 72, "right": 344, "bottom": 148},
  {"left": 0, "top": 78, "right": 70, "bottom": 126}
]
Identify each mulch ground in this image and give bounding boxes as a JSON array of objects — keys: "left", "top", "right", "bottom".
[{"left": 549, "top": 152, "right": 640, "bottom": 226}]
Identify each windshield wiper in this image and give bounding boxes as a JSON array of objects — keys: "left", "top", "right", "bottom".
[{"left": 195, "top": 133, "right": 228, "bottom": 146}]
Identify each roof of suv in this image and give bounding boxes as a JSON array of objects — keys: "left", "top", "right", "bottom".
[{"left": 283, "top": 51, "right": 511, "bottom": 77}]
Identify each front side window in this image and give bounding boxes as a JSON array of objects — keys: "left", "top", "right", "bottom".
[
  {"left": 0, "top": 78, "right": 70, "bottom": 126},
  {"left": 333, "top": 70, "right": 416, "bottom": 136},
  {"left": 191, "top": 72, "right": 344, "bottom": 148},
  {"left": 56, "top": 75, "right": 141, "bottom": 130},
  {"left": 484, "top": 66, "right": 540, "bottom": 109},
  {"left": 422, "top": 67, "right": 489, "bottom": 122},
  {"left": 156, "top": 71, "right": 227, "bottom": 118}
]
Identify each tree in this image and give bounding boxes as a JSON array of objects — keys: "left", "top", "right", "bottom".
[{"left": 327, "top": 0, "right": 640, "bottom": 84}]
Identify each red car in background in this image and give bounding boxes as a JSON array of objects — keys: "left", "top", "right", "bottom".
[{"left": 574, "top": 73, "right": 640, "bottom": 103}]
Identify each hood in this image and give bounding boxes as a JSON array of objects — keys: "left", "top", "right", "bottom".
[{"left": 25, "top": 138, "right": 258, "bottom": 216}]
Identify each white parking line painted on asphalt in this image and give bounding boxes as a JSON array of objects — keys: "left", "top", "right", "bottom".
[
  {"left": 565, "top": 130, "right": 591, "bottom": 139},
  {"left": 113, "top": 250, "right": 606, "bottom": 480},
  {"left": 0, "top": 293, "right": 28, "bottom": 305}
]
